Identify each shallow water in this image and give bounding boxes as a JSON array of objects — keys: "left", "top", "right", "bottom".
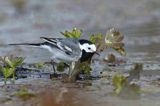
[{"left": 0, "top": 0, "right": 160, "bottom": 106}]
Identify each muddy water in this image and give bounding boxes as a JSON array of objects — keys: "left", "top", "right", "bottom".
[
  {"left": 0, "top": 0, "right": 160, "bottom": 106},
  {"left": 0, "top": 32, "right": 159, "bottom": 106}
]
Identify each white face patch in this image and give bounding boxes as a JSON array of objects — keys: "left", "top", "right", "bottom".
[{"left": 79, "top": 43, "right": 96, "bottom": 53}]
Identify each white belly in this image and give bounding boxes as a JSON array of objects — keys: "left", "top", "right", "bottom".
[{"left": 41, "top": 45, "right": 79, "bottom": 63}]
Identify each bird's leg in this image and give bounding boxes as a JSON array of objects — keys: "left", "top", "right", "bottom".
[{"left": 51, "top": 60, "right": 56, "bottom": 74}]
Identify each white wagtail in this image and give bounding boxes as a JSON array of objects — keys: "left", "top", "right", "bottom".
[{"left": 9, "top": 37, "right": 98, "bottom": 75}]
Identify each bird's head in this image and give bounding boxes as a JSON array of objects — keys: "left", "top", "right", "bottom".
[
  {"left": 79, "top": 39, "right": 99, "bottom": 62},
  {"left": 79, "top": 39, "right": 97, "bottom": 53}
]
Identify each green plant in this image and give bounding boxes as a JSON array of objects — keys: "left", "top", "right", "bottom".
[
  {"left": 79, "top": 62, "right": 92, "bottom": 75},
  {"left": 15, "top": 86, "right": 36, "bottom": 101},
  {"left": 112, "top": 63, "right": 142, "bottom": 96},
  {"left": 61, "top": 27, "right": 83, "bottom": 38},
  {"left": 0, "top": 56, "right": 25, "bottom": 84},
  {"left": 89, "top": 33, "right": 105, "bottom": 52},
  {"left": 112, "top": 74, "right": 128, "bottom": 94},
  {"left": 89, "top": 33, "right": 103, "bottom": 44},
  {"left": 105, "top": 28, "right": 126, "bottom": 56},
  {"left": 56, "top": 62, "right": 68, "bottom": 72},
  {"left": 112, "top": 74, "right": 140, "bottom": 99}
]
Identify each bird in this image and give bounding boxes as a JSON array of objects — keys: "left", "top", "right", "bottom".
[{"left": 9, "top": 37, "right": 98, "bottom": 75}]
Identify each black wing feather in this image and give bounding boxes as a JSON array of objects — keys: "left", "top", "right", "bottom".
[{"left": 40, "top": 37, "right": 75, "bottom": 55}]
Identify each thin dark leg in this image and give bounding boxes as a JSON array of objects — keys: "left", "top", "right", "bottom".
[
  {"left": 51, "top": 60, "right": 56, "bottom": 75},
  {"left": 44, "top": 61, "right": 58, "bottom": 78},
  {"left": 50, "top": 60, "right": 61, "bottom": 78}
]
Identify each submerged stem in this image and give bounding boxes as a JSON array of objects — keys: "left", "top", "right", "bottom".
[
  {"left": 68, "top": 60, "right": 91, "bottom": 82},
  {"left": 68, "top": 61, "right": 81, "bottom": 82}
]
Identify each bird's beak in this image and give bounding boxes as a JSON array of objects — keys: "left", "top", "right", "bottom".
[{"left": 95, "top": 51, "right": 100, "bottom": 56}]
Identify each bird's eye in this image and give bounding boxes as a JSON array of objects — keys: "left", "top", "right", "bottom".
[{"left": 88, "top": 47, "right": 91, "bottom": 50}]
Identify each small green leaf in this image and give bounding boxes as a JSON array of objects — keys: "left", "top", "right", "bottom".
[
  {"left": 4, "top": 57, "right": 14, "bottom": 67},
  {"left": 89, "top": 33, "right": 105, "bottom": 52},
  {"left": 0, "top": 56, "right": 25, "bottom": 84},
  {"left": 61, "top": 27, "right": 83, "bottom": 38},
  {"left": 3, "top": 67, "right": 14, "bottom": 78},
  {"left": 89, "top": 34, "right": 103, "bottom": 44},
  {"left": 89, "top": 34, "right": 96, "bottom": 44},
  {"left": 112, "top": 74, "right": 127, "bottom": 94},
  {"left": 81, "top": 63, "right": 91, "bottom": 75},
  {"left": 13, "top": 57, "right": 25, "bottom": 67},
  {"left": 57, "top": 62, "right": 68, "bottom": 72}
]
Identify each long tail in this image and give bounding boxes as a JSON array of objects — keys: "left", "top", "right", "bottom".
[
  {"left": 9, "top": 42, "right": 57, "bottom": 53},
  {"left": 8, "top": 43, "right": 42, "bottom": 46}
]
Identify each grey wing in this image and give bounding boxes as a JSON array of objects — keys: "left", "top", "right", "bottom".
[
  {"left": 40, "top": 37, "right": 81, "bottom": 57},
  {"left": 57, "top": 38, "right": 81, "bottom": 56}
]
